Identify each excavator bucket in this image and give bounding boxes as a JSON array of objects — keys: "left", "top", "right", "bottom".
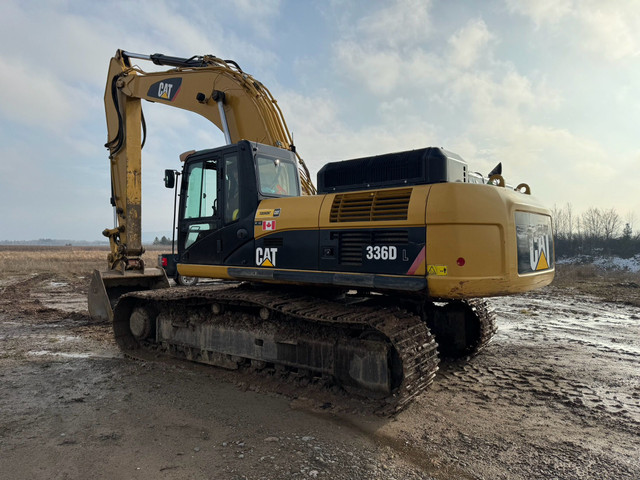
[{"left": 88, "top": 268, "right": 170, "bottom": 323}]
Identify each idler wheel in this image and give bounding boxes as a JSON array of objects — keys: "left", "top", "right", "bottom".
[{"left": 130, "top": 307, "right": 153, "bottom": 340}]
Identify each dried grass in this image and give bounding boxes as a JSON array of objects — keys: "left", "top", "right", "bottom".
[
  {"left": 552, "top": 264, "right": 640, "bottom": 307},
  {"left": 0, "top": 246, "right": 169, "bottom": 276},
  {"left": 553, "top": 263, "right": 639, "bottom": 285}
]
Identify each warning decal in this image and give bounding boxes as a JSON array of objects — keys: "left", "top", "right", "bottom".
[{"left": 427, "top": 265, "right": 448, "bottom": 276}]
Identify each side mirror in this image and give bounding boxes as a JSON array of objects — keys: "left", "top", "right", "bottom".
[{"left": 164, "top": 169, "right": 175, "bottom": 189}]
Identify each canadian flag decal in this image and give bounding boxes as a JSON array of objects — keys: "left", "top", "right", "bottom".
[{"left": 262, "top": 220, "right": 276, "bottom": 231}]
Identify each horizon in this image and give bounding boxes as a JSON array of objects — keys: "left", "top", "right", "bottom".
[{"left": 1, "top": 1, "right": 639, "bottom": 241}]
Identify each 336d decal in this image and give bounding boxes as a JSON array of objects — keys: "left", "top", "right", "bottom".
[{"left": 365, "top": 245, "right": 397, "bottom": 260}]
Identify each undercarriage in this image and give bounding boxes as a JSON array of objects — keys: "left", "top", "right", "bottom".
[{"left": 113, "top": 284, "right": 495, "bottom": 414}]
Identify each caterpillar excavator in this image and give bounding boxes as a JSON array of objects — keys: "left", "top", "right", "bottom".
[{"left": 88, "top": 50, "right": 555, "bottom": 413}]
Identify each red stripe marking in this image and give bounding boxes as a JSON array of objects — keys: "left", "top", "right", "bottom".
[{"left": 407, "top": 247, "right": 426, "bottom": 275}]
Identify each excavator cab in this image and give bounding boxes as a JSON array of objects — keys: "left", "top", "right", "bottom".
[
  {"left": 89, "top": 141, "right": 300, "bottom": 323},
  {"left": 168, "top": 141, "right": 300, "bottom": 269}
]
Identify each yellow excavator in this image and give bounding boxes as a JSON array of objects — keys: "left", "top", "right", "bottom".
[{"left": 89, "top": 50, "right": 554, "bottom": 413}]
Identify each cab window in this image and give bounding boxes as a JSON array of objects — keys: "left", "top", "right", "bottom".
[
  {"left": 183, "top": 159, "right": 218, "bottom": 219},
  {"left": 256, "top": 156, "right": 299, "bottom": 197},
  {"left": 182, "top": 159, "right": 218, "bottom": 249}
]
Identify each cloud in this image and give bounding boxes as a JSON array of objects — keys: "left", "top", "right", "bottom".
[
  {"left": 232, "top": 0, "right": 282, "bottom": 39},
  {"left": 0, "top": 2, "right": 118, "bottom": 86},
  {"left": 353, "top": 0, "right": 433, "bottom": 50},
  {"left": 0, "top": 0, "right": 638, "bottom": 241},
  {"left": 448, "top": 19, "right": 496, "bottom": 69},
  {"left": 504, "top": 0, "right": 573, "bottom": 27},
  {"left": 0, "top": 0, "right": 288, "bottom": 240},
  {"left": 447, "top": 70, "right": 561, "bottom": 131},
  {"left": 330, "top": 0, "right": 438, "bottom": 95},
  {"left": 318, "top": 1, "right": 638, "bottom": 222},
  {"left": 334, "top": 43, "right": 402, "bottom": 95},
  {"left": 0, "top": 55, "right": 88, "bottom": 132},
  {"left": 579, "top": 5, "right": 640, "bottom": 60},
  {"left": 330, "top": 5, "right": 560, "bottom": 142},
  {"left": 487, "top": 125, "right": 639, "bottom": 220},
  {"left": 505, "top": 0, "right": 640, "bottom": 60}
]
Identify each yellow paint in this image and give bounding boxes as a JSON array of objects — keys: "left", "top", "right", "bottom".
[
  {"left": 254, "top": 196, "right": 325, "bottom": 238},
  {"left": 261, "top": 258, "right": 274, "bottom": 267},
  {"left": 425, "top": 182, "right": 554, "bottom": 298},
  {"left": 177, "top": 264, "right": 233, "bottom": 279}
]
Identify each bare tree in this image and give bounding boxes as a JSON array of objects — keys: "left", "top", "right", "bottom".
[
  {"left": 566, "top": 203, "right": 574, "bottom": 240},
  {"left": 601, "top": 208, "right": 621, "bottom": 240},
  {"left": 552, "top": 204, "right": 566, "bottom": 238},
  {"left": 581, "top": 207, "right": 603, "bottom": 239},
  {"left": 552, "top": 203, "right": 576, "bottom": 240},
  {"left": 625, "top": 211, "right": 636, "bottom": 233}
]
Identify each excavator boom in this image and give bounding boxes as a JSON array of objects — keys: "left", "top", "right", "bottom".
[{"left": 90, "top": 49, "right": 315, "bottom": 322}]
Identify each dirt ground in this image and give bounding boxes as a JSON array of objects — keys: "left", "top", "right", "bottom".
[{"left": 1, "top": 247, "right": 639, "bottom": 479}]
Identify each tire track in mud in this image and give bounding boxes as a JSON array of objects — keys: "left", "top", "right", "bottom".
[
  {"left": 439, "top": 362, "right": 640, "bottom": 431},
  {"left": 437, "top": 292, "right": 640, "bottom": 436}
]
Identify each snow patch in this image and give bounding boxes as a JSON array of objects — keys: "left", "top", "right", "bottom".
[
  {"left": 28, "top": 351, "right": 91, "bottom": 358},
  {"left": 557, "top": 254, "right": 640, "bottom": 273}
]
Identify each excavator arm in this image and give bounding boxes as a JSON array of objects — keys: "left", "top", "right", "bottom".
[
  {"left": 89, "top": 49, "right": 315, "bottom": 322},
  {"left": 103, "top": 49, "right": 314, "bottom": 271}
]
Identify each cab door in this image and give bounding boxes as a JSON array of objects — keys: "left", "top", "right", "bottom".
[
  {"left": 179, "top": 155, "right": 223, "bottom": 262},
  {"left": 178, "top": 147, "right": 256, "bottom": 267}
]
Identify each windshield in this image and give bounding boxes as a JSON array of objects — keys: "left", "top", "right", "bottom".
[{"left": 256, "top": 155, "right": 300, "bottom": 197}]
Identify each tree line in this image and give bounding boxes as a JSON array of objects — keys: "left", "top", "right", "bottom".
[
  {"left": 551, "top": 204, "right": 639, "bottom": 258},
  {"left": 153, "top": 236, "right": 172, "bottom": 246}
]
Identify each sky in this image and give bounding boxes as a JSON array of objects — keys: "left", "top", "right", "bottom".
[{"left": 0, "top": 0, "right": 639, "bottom": 241}]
